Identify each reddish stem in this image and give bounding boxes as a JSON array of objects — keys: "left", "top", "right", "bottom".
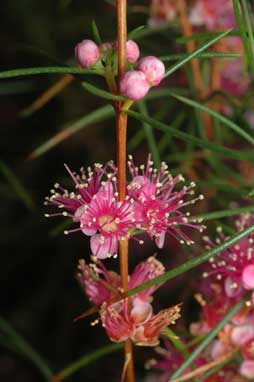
[{"left": 116, "top": 1, "right": 135, "bottom": 381}]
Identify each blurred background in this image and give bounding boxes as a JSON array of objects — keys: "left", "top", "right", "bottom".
[{"left": 1, "top": 0, "right": 253, "bottom": 381}]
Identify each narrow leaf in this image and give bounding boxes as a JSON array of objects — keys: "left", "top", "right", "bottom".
[
  {"left": 91, "top": 20, "right": 102, "bottom": 45},
  {"left": 126, "top": 110, "right": 254, "bottom": 161},
  {"left": 165, "top": 29, "right": 233, "bottom": 77},
  {"left": 126, "top": 225, "right": 254, "bottom": 298},
  {"left": 241, "top": 0, "right": 254, "bottom": 76},
  {"left": 232, "top": 0, "right": 251, "bottom": 69},
  {"left": 160, "top": 52, "right": 240, "bottom": 61},
  {"left": 172, "top": 93, "right": 254, "bottom": 145},
  {"left": 193, "top": 205, "right": 254, "bottom": 221},
  {"left": 0, "top": 66, "right": 104, "bottom": 79},
  {"left": 138, "top": 101, "right": 160, "bottom": 167},
  {"left": 81, "top": 81, "right": 125, "bottom": 101},
  {"left": 29, "top": 105, "right": 114, "bottom": 158},
  {"left": 168, "top": 299, "right": 245, "bottom": 380},
  {"left": 0, "top": 161, "right": 34, "bottom": 211},
  {"left": 0, "top": 316, "right": 52, "bottom": 378},
  {"left": 176, "top": 30, "right": 239, "bottom": 44},
  {"left": 50, "top": 343, "right": 122, "bottom": 381},
  {"left": 127, "top": 25, "right": 145, "bottom": 39}
]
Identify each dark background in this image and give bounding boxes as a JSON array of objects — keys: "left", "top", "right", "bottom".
[{"left": 0, "top": 1, "right": 222, "bottom": 381}]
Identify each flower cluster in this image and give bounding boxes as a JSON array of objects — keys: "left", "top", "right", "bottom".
[
  {"left": 45, "top": 156, "right": 204, "bottom": 259},
  {"left": 77, "top": 255, "right": 181, "bottom": 346},
  {"left": 148, "top": 214, "right": 254, "bottom": 380},
  {"left": 75, "top": 37, "right": 165, "bottom": 101}
]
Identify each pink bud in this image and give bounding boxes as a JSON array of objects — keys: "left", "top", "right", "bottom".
[
  {"left": 126, "top": 40, "right": 140, "bottom": 63},
  {"left": 114, "top": 40, "right": 140, "bottom": 63},
  {"left": 240, "top": 360, "right": 254, "bottom": 379},
  {"left": 120, "top": 70, "right": 150, "bottom": 100},
  {"left": 137, "top": 56, "right": 165, "bottom": 86},
  {"left": 242, "top": 264, "right": 254, "bottom": 290},
  {"left": 99, "top": 42, "right": 113, "bottom": 52},
  {"left": 75, "top": 39, "right": 100, "bottom": 68}
]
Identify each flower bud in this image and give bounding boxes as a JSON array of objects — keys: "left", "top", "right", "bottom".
[
  {"left": 114, "top": 40, "right": 140, "bottom": 63},
  {"left": 126, "top": 40, "right": 140, "bottom": 63},
  {"left": 120, "top": 70, "right": 150, "bottom": 100},
  {"left": 75, "top": 39, "right": 100, "bottom": 68},
  {"left": 242, "top": 264, "right": 254, "bottom": 290},
  {"left": 137, "top": 56, "right": 165, "bottom": 86}
]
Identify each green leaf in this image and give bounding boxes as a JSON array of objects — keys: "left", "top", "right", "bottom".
[
  {"left": 162, "top": 328, "right": 189, "bottom": 359},
  {"left": 0, "top": 316, "right": 52, "bottom": 378},
  {"left": 127, "top": 25, "right": 145, "bottom": 39},
  {"left": 193, "top": 205, "right": 254, "bottom": 221},
  {"left": 81, "top": 81, "right": 125, "bottom": 101},
  {"left": 91, "top": 20, "right": 102, "bottom": 45},
  {"left": 29, "top": 105, "right": 114, "bottom": 158},
  {"left": 160, "top": 52, "right": 241, "bottom": 61},
  {"left": 176, "top": 30, "right": 239, "bottom": 44},
  {"left": 126, "top": 110, "right": 254, "bottom": 161},
  {"left": 172, "top": 93, "right": 254, "bottom": 145},
  {"left": 138, "top": 101, "right": 160, "bottom": 167},
  {"left": 126, "top": 224, "right": 254, "bottom": 298},
  {"left": 241, "top": 0, "right": 254, "bottom": 76},
  {"left": 0, "top": 161, "right": 34, "bottom": 211},
  {"left": 0, "top": 66, "right": 104, "bottom": 79},
  {"left": 168, "top": 299, "right": 245, "bottom": 380},
  {"left": 232, "top": 0, "right": 251, "bottom": 70},
  {"left": 165, "top": 29, "right": 233, "bottom": 78},
  {"left": 51, "top": 343, "right": 122, "bottom": 381}
]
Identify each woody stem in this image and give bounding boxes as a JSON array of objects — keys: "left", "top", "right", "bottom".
[{"left": 116, "top": 1, "right": 135, "bottom": 382}]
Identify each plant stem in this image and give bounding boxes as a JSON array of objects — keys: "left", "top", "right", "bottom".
[
  {"left": 116, "top": 1, "right": 135, "bottom": 382},
  {"left": 177, "top": 0, "right": 214, "bottom": 139}
]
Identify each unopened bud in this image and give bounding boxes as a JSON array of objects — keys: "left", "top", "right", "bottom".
[
  {"left": 137, "top": 56, "right": 165, "bottom": 85},
  {"left": 75, "top": 39, "right": 100, "bottom": 68}
]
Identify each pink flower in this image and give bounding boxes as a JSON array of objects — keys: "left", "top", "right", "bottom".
[
  {"left": 78, "top": 181, "right": 136, "bottom": 258},
  {"left": 78, "top": 255, "right": 164, "bottom": 306},
  {"left": 220, "top": 59, "right": 250, "bottom": 97},
  {"left": 75, "top": 39, "right": 100, "bottom": 68},
  {"left": 77, "top": 259, "right": 119, "bottom": 305},
  {"left": 202, "top": 214, "right": 254, "bottom": 299},
  {"left": 120, "top": 70, "right": 150, "bottom": 100},
  {"left": 45, "top": 162, "right": 136, "bottom": 259},
  {"left": 127, "top": 155, "right": 205, "bottom": 247},
  {"left": 189, "top": 0, "right": 235, "bottom": 30},
  {"left": 45, "top": 162, "right": 115, "bottom": 214},
  {"left": 137, "top": 56, "right": 165, "bottom": 86}
]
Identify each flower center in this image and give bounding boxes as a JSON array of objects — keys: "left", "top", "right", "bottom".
[{"left": 99, "top": 215, "right": 118, "bottom": 233}]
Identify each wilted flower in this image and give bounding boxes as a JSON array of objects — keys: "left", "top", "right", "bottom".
[{"left": 77, "top": 255, "right": 181, "bottom": 346}]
